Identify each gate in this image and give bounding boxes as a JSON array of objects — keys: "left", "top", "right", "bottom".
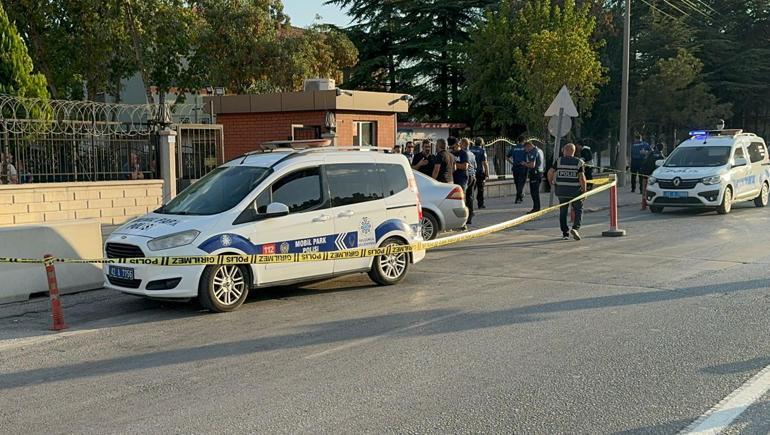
[{"left": 175, "top": 124, "right": 224, "bottom": 191}]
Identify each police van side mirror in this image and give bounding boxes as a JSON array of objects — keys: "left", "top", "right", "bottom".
[
  {"left": 264, "top": 202, "right": 290, "bottom": 218},
  {"left": 655, "top": 159, "right": 664, "bottom": 167},
  {"left": 733, "top": 157, "right": 748, "bottom": 168}
]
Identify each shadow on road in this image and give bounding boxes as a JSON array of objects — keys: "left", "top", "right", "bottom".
[
  {"left": 1, "top": 277, "right": 768, "bottom": 390},
  {"left": 701, "top": 356, "right": 770, "bottom": 375}
]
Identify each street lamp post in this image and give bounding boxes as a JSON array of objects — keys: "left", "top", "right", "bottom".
[{"left": 617, "top": 0, "right": 631, "bottom": 187}]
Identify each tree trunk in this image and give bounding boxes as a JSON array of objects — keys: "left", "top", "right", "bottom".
[{"left": 123, "top": 0, "right": 154, "bottom": 105}]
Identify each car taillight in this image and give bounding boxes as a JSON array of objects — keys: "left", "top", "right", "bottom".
[
  {"left": 446, "top": 186, "right": 465, "bottom": 200},
  {"left": 417, "top": 196, "right": 423, "bottom": 221}
]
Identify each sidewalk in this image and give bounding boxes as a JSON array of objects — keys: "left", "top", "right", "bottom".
[{"left": 467, "top": 184, "right": 643, "bottom": 229}]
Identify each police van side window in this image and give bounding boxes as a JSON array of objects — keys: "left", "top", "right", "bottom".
[
  {"left": 379, "top": 164, "right": 408, "bottom": 197},
  {"left": 326, "top": 164, "right": 384, "bottom": 206},
  {"left": 271, "top": 167, "right": 324, "bottom": 213},
  {"left": 748, "top": 142, "right": 767, "bottom": 164},
  {"left": 734, "top": 147, "right": 747, "bottom": 164}
]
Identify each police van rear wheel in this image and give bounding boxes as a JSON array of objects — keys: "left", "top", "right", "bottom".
[
  {"left": 717, "top": 187, "right": 733, "bottom": 215},
  {"left": 754, "top": 182, "right": 769, "bottom": 208},
  {"left": 199, "top": 264, "right": 249, "bottom": 313},
  {"left": 369, "top": 238, "right": 410, "bottom": 286}
]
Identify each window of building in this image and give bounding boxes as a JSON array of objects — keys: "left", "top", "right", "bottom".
[
  {"left": 353, "top": 122, "right": 377, "bottom": 146},
  {"left": 326, "top": 164, "right": 384, "bottom": 206},
  {"left": 291, "top": 125, "right": 322, "bottom": 141}
]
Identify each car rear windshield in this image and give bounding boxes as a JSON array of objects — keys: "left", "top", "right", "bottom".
[
  {"left": 664, "top": 146, "right": 731, "bottom": 168},
  {"left": 158, "top": 166, "right": 271, "bottom": 215}
]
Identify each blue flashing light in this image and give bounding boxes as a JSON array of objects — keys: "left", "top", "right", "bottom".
[{"left": 689, "top": 130, "right": 708, "bottom": 137}]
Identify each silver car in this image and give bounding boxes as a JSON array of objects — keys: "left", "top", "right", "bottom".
[{"left": 414, "top": 171, "right": 469, "bottom": 240}]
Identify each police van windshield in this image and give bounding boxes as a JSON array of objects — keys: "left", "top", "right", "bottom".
[
  {"left": 664, "top": 146, "right": 731, "bottom": 168},
  {"left": 158, "top": 166, "right": 271, "bottom": 215}
]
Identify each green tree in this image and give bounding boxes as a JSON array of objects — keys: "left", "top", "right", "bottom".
[
  {"left": 635, "top": 49, "right": 731, "bottom": 137},
  {"left": 0, "top": 2, "right": 48, "bottom": 98},
  {"left": 465, "top": 0, "right": 605, "bottom": 135},
  {"left": 324, "top": 0, "right": 404, "bottom": 92}
]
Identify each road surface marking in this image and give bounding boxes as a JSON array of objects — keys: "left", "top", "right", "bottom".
[
  {"left": 304, "top": 311, "right": 466, "bottom": 359},
  {"left": 681, "top": 362, "right": 770, "bottom": 434}
]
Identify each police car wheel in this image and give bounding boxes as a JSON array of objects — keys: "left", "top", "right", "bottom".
[
  {"left": 368, "top": 238, "right": 409, "bottom": 286},
  {"left": 421, "top": 212, "right": 439, "bottom": 240},
  {"left": 754, "top": 182, "right": 769, "bottom": 208},
  {"left": 199, "top": 264, "right": 249, "bottom": 313},
  {"left": 650, "top": 206, "right": 663, "bottom": 213},
  {"left": 717, "top": 187, "right": 733, "bottom": 215}
]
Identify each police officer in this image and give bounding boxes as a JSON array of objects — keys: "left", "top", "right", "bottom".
[
  {"left": 547, "top": 143, "right": 587, "bottom": 240},
  {"left": 523, "top": 141, "right": 545, "bottom": 213},
  {"left": 507, "top": 140, "right": 528, "bottom": 204},
  {"left": 470, "top": 137, "right": 489, "bottom": 209},
  {"left": 630, "top": 134, "right": 651, "bottom": 193}
]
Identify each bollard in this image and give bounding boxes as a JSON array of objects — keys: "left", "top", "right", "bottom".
[
  {"left": 44, "top": 254, "right": 67, "bottom": 331},
  {"left": 602, "top": 174, "right": 627, "bottom": 237}
]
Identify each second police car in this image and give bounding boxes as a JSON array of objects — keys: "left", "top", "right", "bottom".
[
  {"left": 103, "top": 142, "right": 426, "bottom": 312},
  {"left": 646, "top": 129, "right": 770, "bottom": 214}
]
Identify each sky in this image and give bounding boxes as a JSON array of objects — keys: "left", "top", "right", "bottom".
[{"left": 282, "top": 0, "right": 352, "bottom": 28}]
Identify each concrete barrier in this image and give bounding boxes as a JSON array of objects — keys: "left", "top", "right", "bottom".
[{"left": 0, "top": 220, "right": 104, "bottom": 304}]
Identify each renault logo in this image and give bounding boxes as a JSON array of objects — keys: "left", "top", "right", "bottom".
[{"left": 673, "top": 177, "right": 681, "bottom": 187}]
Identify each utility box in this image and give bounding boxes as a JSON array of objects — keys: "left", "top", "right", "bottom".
[{"left": 303, "top": 78, "right": 336, "bottom": 92}]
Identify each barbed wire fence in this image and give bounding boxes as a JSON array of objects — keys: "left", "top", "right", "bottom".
[{"left": 0, "top": 94, "right": 209, "bottom": 184}]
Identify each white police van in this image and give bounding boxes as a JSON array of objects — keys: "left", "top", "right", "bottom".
[
  {"left": 103, "top": 141, "right": 426, "bottom": 312},
  {"left": 647, "top": 129, "right": 770, "bottom": 214}
]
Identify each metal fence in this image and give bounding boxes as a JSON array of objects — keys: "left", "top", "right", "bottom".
[
  {"left": 176, "top": 124, "right": 224, "bottom": 191},
  {"left": 0, "top": 95, "right": 222, "bottom": 185}
]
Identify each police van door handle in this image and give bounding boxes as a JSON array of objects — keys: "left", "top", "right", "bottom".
[
  {"left": 312, "top": 214, "right": 331, "bottom": 223},
  {"left": 337, "top": 210, "right": 355, "bottom": 218}
]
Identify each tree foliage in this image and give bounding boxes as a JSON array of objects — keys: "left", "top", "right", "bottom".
[
  {"left": 6, "top": 0, "right": 358, "bottom": 101},
  {"left": 0, "top": 2, "right": 48, "bottom": 99},
  {"left": 464, "top": 0, "right": 605, "bottom": 135}
]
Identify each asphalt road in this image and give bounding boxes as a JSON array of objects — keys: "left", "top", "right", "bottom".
[{"left": 2, "top": 193, "right": 770, "bottom": 434}]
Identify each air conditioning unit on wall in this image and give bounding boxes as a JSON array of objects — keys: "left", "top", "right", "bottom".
[{"left": 303, "top": 78, "right": 336, "bottom": 92}]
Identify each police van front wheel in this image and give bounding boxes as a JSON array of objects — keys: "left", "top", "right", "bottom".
[
  {"left": 754, "top": 182, "right": 769, "bottom": 208},
  {"left": 717, "top": 187, "right": 733, "bottom": 215},
  {"left": 369, "top": 238, "right": 410, "bottom": 286},
  {"left": 650, "top": 206, "right": 664, "bottom": 214},
  {"left": 199, "top": 264, "right": 250, "bottom": 313}
]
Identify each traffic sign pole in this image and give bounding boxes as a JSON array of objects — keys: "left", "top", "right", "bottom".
[{"left": 549, "top": 108, "right": 564, "bottom": 207}]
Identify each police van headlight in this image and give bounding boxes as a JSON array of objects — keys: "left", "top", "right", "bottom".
[
  {"left": 148, "top": 230, "right": 200, "bottom": 251},
  {"left": 702, "top": 175, "right": 722, "bottom": 185},
  {"left": 648, "top": 176, "right": 657, "bottom": 186}
]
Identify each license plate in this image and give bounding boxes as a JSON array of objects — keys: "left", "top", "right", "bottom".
[
  {"left": 664, "top": 191, "right": 688, "bottom": 198},
  {"left": 108, "top": 265, "right": 135, "bottom": 280}
]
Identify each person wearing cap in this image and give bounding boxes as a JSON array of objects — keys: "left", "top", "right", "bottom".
[
  {"left": 507, "top": 139, "right": 528, "bottom": 204},
  {"left": 470, "top": 137, "right": 489, "bottom": 209},
  {"left": 523, "top": 140, "right": 545, "bottom": 213},
  {"left": 548, "top": 143, "right": 587, "bottom": 240}
]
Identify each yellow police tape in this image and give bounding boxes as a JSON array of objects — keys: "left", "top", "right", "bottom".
[{"left": 0, "top": 179, "right": 615, "bottom": 267}]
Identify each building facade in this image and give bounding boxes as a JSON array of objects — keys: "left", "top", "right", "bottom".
[{"left": 206, "top": 90, "right": 410, "bottom": 160}]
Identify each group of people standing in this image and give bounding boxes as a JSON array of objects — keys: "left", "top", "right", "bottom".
[
  {"left": 630, "top": 135, "right": 667, "bottom": 210},
  {"left": 395, "top": 137, "right": 489, "bottom": 226}
]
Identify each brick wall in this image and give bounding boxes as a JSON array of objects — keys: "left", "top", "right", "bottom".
[
  {"left": 218, "top": 110, "right": 398, "bottom": 160},
  {"left": 335, "top": 111, "right": 397, "bottom": 147},
  {"left": 0, "top": 180, "right": 164, "bottom": 227}
]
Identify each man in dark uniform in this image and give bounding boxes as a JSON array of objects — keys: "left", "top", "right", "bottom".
[
  {"left": 470, "top": 137, "right": 489, "bottom": 208},
  {"left": 523, "top": 141, "right": 545, "bottom": 213},
  {"left": 507, "top": 141, "right": 528, "bottom": 203},
  {"left": 548, "top": 143, "right": 587, "bottom": 240},
  {"left": 432, "top": 138, "right": 455, "bottom": 184}
]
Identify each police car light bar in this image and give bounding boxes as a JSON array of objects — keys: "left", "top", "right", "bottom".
[{"left": 689, "top": 129, "right": 744, "bottom": 138}]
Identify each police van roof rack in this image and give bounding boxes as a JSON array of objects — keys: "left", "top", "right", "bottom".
[
  {"left": 689, "top": 129, "right": 744, "bottom": 137},
  {"left": 296, "top": 145, "right": 395, "bottom": 154}
]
